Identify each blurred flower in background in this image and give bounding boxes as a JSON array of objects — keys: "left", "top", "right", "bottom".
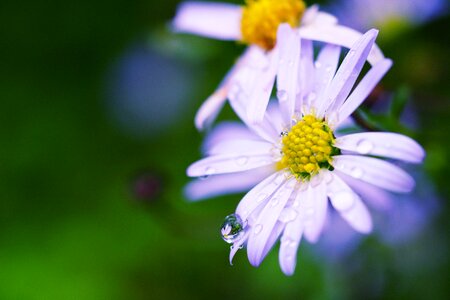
[{"left": 326, "top": 0, "right": 449, "bottom": 40}]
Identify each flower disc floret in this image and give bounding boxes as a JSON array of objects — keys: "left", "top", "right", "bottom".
[
  {"left": 240, "top": 0, "right": 305, "bottom": 50},
  {"left": 278, "top": 115, "right": 339, "bottom": 179}
]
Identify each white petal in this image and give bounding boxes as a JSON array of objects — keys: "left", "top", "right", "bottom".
[
  {"left": 276, "top": 24, "right": 300, "bottom": 125},
  {"left": 185, "top": 166, "right": 274, "bottom": 201},
  {"left": 333, "top": 155, "right": 415, "bottom": 193},
  {"left": 279, "top": 210, "right": 303, "bottom": 276},
  {"left": 297, "top": 39, "right": 315, "bottom": 113},
  {"left": 229, "top": 231, "right": 249, "bottom": 265},
  {"left": 202, "top": 121, "right": 259, "bottom": 155},
  {"left": 302, "top": 8, "right": 338, "bottom": 26},
  {"left": 327, "top": 173, "right": 373, "bottom": 233},
  {"left": 236, "top": 171, "right": 286, "bottom": 222},
  {"left": 194, "top": 85, "right": 228, "bottom": 130},
  {"left": 172, "top": 2, "right": 242, "bottom": 40},
  {"left": 298, "top": 25, "right": 384, "bottom": 66},
  {"left": 323, "top": 29, "right": 379, "bottom": 117},
  {"left": 247, "top": 177, "right": 295, "bottom": 267},
  {"left": 208, "top": 139, "right": 275, "bottom": 156},
  {"left": 187, "top": 152, "right": 275, "bottom": 177},
  {"left": 335, "top": 58, "right": 393, "bottom": 125},
  {"left": 299, "top": 180, "right": 328, "bottom": 243},
  {"left": 335, "top": 132, "right": 425, "bottom": 163},
  {"left": 311, "top": 44, "right": 341, "bottom": 113}
]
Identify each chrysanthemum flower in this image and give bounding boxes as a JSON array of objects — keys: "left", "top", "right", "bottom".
[
  {"left": 186, "top": 28, "right": 425, "bottom": 275},
  {"left": 173, "top": 0, "right": 385, "bottom": 130}
]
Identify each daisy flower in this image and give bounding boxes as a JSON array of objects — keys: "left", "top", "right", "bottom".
[
  {"left": 186, "top": 28, "right": 425, "bottom": 275},
  {"left": 172, "top": 0, "right": 385, "bottom": 130}
]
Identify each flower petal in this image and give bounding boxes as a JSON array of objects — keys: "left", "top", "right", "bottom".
[
  {"left": 333, "top": 155, "right": 415, "bottom": 193},
  {"left": 187, "top": 152, "right": 275, "bottom": 177},
  {"left": 276, "top": 24, "right": 300, "bottom": 125},
  {"left": 300, "top": 179, "right": 328, "bottom": 243},
  {"left": 194, "top": 85, "right": 228, "bottom": 130},
  {"left": 279, "top": 210, "right": 304, "bottom": 276},
  {"left": 322, "top": 29, "right": 379, "bottom": 117},
  {"left": 236, "top": 171, "right": 287, "bottom": 223},
  {"left": 311, "top": 44, "right": 341, "bottom": 113},
  {"left": 298, "top": 25, "right": 384, "bottom": 66},
  {"left": 229, "top": 231, "right": 249, "bottom": 265},
  {"left": 335, "top": 132, "right": 425, "bottom": 163},
  {"left": 297, "top": 39, "right": 315, "bottom": 113},
  {"left": 185, "top": 166, "right": 274, "bottom": 201},
  {"left": 302, "top": 6, "right": 338, "bottom": 26},
  {"left": 334, "top": 58, "right": 393, "bottom": 125},
  {"left": 247, "top": 177, "right": 295, "bottom": 267},
  {"left": 327, "top": 173, "right": 373, "bottom": 233},
  {"left": 208, "top": 139, "right": 275, "bottom": 156},
  {"left": 172, "top": 2, "right": 242, "bottom": 40}
]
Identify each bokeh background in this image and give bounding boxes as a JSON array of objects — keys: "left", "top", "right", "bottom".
[{"left": 1, "top": 0, "right": 449, "bottom": 299}]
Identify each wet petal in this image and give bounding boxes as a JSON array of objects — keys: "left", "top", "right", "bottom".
[
  {"left": 297, "top": 39, "right": 315, "bottom": 113},
  {"left": 185, "top": 166, "right": 274, "bottom": 201},
  {"left": 208, "top": 139, "right": 274, "bottom": 156},
  {"left": 247, "top": 177, "right": 295, "bottom": 267},
  {"left": 194, "top": 86, "right": 228, "bottom": 130},
  {"left": 301, "top": 179, "right": 328, "bottom": 243},
  {"left": 333, "top": 155, "right": 415, "bottom": 193},
  {"left": 172, "top": 2, "right": 242, "bottom": 40},
  {"left": 279, "top": 209, "right": 304, "bottom": 276},
  {"left": 229, "top": 231, "right": 249, "bottom": 265},
  {"left": 334, "top": 58, "right": 393, "bottom": 125},
  {"left": 327, "top": 173, "right": 373, "bottom": 233},
  {"left": 335, "top": 132, "right": 425, "bottom": 163}
]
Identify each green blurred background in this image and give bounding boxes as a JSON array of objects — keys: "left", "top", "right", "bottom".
[{"left": 0, "top": 0, "right": 449, "bottom": 299}]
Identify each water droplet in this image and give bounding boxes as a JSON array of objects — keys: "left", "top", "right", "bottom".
[
  {"left": 306, "top": 92, "right": 317, "bottom": 103},
  {"left": 348, "top": 50, "right": 355, "bottom": 57},
  {"left": 277, "top": 90, "right": 288, "bottom": 102},
  {"left": 332, "top": 191, "right": 355, "bottom": 211},
  {"left": 270, "top": 198, "right": 280, "bottom": 207},
  {"left": 279, "top": 208, "right": 298, "bottom": 223},
  {"left": 356, "top": 139, "right": 374, "bottom": 154},
  {"left": 350, "top": 166, "right": 364, "bottom": 179},
  {"left": 221, "top": 214, "right": 246, "bottom": 244},
  {"left": 236, "top": 156, "right": 249, "bottom": 166},
  {"left": 200, "top": 167, "right": 215, "bottom": 180},
  {"left": 315, "top": 61, "right": 322, "bottom": 69},
  {"left": 325, "top": 65, "right": 333, "bottom": 73},
  {"left": 256, "top": 193, "right": 267, "bottom": 203},
  {"left": 254, "top": 224, "right": 263, "bottom": 235}
]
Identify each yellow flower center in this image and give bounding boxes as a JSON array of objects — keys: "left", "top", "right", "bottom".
[
  {"left": 240, "top": 0, "right": 306, "bottom": 50},
  {"left": 277, "top": 115, "right": 340, "bottom": 180}
]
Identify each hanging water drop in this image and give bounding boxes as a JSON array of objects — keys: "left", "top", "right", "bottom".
[
  {"left": 221, "top": 214, "right": 246, "bottom": 244},
  {"left": 356, "top": 139, "right": 374, "bottom": 154}
]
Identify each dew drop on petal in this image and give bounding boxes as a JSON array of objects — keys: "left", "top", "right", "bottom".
[
  {"left": 350, "top": 166, "right": 364, "bottom": 179},
  {"left": 270, "top": 197, "right": 280, "bottom": 207},
  {"left": 314, "top": 61, "right": 322, "bottom": 69},
  {"left": 279, "top": 208, "right": 298, "bottom": 223},
  {"left": 332, "top": 191, "right": 355, "bottom": 211},
  {"left": 277, "top": 90, "right": 288, "bottom": 102},
  {"left": 256, "top": 193, "right": 267, "bottom": 203},
  {"left": 254, "top": 224, "right": 263, "bottom": 235},
  {"left": 236, "top": 156, "right": 249, "bottom": 166},
  {"left": 356, "top": 139, "right": 374, "bottom": 154},
  {"left": 221, "top": 214, "right": 246, "bottom": 244},
  {"left": 200, "top": 167, "right": 215, "bottom": 180}
]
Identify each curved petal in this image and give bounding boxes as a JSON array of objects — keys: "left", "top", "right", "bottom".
[
  {"left": 327, "top": 173, "right": 373, "bottom": 233},
  {"left": 279, "top": 211, "right": 304, "bottom": 276},
  {"left": 335, "top": 132, "right": 425, "bottom": 163},
  {"left": 332, "top": 155, "right": 415, "bottom": 193},
  {"left": 229, "top": 231, "right": 249, "bottom": 265},
  {"left": 247, "top": 177, "right": 295, "bottom": 267},
  {"left": 334, "top": 58, "right": 393, "bottom": 125},
  {"left": 187, "top": 153, "right": 275, "bottom": 177},
  {"left": 312, "top": 44, "right": 341, "bottom": 113},
  {"left": 185, "top": 165, "right": 274, "bottom": 201},
  {"left": 276, "top": 24, "right": 300, "bottom": 125},
  {"left": 208, "top": 139, "right": 275, "bottom": 156},
  {"left": 172, "top": 2, "right": 242, "bottom": 40},
  {"left": 301, "top": 179, "right": 328, "bottom": 243},
  {"left": 194, "top": 86, "right": 228, "bottom": 130},
  {"left": 322, "top": 29, "right": 379, "bottom": 117},
  {"left": 236, "top": 171, "right": 287, "bottom": 222},
  {"left": 302, "top": 6, "right": 338, "bottom": 26},
  {"left": 298, "top": 25, "right": 384, "bottom": 66}
]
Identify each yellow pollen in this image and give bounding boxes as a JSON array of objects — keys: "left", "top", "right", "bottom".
[
  {"left": 240, "top": 0, "right": 306, "bottom": 50},
  {"left": 277, "top": 115, "right": 340, "bottom": 180}
]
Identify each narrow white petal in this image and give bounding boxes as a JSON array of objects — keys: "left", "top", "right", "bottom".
[
  {"left": 236, "top": 171, "right": 286, "bottom": 222},
  {"left": 260, "top": 221, "right": 284, "bottom": 265},
  {"left": 323, "top": 29, "right": 379, "bottom": 116},
  {"left": 335, "top": 132, "right": 425, "bottom": 163},
  {"left": 229, "top": 231, "right": 249, "bottom": 265},
  {"left": 327, "top": 173, "right": 373, "bottom": 233},
  {"left": 185, "top": 166, "right": 274, "bottom": 201},
  {"left": 172, "top": 2, "right": 242, "bottom": 40},
  {"left": 335, "top": 59, "right": 393, "bottom": 125},
  {"left": 297, "top": 39, "right": 315, "bottom": 113},
  {"left": 187, "top": 152, "right": 275, "bottom": 177},
  {"left": 247, "top": 177, "right": 296, "bottom": 267},
  {"left": 298, "top": 25, "right": 384, "bottom": 66},
  {"left": 333, "top": 155, "right": 415, "bottom": 193},
  {"left": 276, "top": 24, "right": 300, "bottom": 125},
  {"left": 303, "top": 9, "right": 338, "bottom": 26},
  {"left": 279, "top": 211, "right": 303, "bottom": 276},
  {"left": 208, "top": 139, "right": 275, "bottom": 156},
  {"left": 312, "top": 44, "right": 341, "bottom": 113},
  {"left": 202, "top": 121, "right": 259, "bottom": 155},
  {"left": 300, "top": 180, "right": 328, "bottom": 243},
  {"left": 194, "top": 85, "right": 228, "bottom": 130}
]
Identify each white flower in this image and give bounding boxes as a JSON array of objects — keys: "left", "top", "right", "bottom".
[
  {"left": 172, "top": 0, "right": 385, "bottom": 130},
  {"left": 186, "top": 28, "right": 425, "bottom": 275}
]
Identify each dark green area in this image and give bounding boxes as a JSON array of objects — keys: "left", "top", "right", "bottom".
[{"left": 0, "top": 0, "right": 449, "bottom": 299}]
